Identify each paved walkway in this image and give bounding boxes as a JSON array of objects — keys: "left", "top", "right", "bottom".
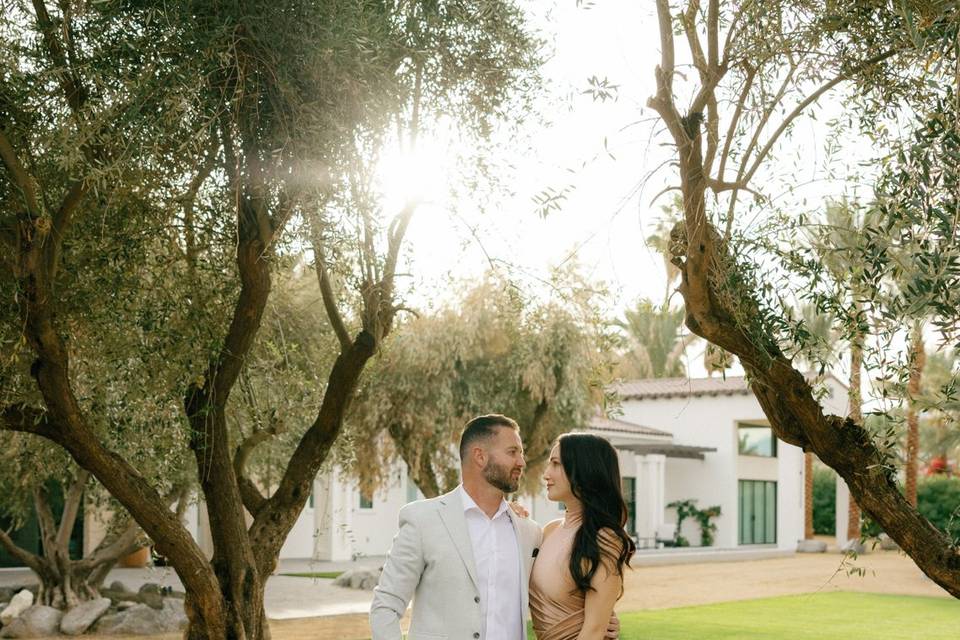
[{"left": 0, "top": 557, "right": 385, "bottom": 619}]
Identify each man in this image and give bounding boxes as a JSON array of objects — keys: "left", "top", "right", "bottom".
[{"left": 370, "top": 414, "right": 619, "bottom": 640}]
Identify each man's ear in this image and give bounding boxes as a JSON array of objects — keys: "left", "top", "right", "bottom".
[{"left": 472, "top": 444, "right": 487, "bottom": 467}]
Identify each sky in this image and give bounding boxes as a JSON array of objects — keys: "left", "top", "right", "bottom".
[
  {"left": 384, "top": 1, "right": 888, "bottom": 381},
  {"left": 395, "top": 1, "right": 670, "bottom": 315}
]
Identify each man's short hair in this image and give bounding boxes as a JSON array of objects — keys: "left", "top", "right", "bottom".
[{"left": 459, "top": 414, "right": 519, "bottom": 461}]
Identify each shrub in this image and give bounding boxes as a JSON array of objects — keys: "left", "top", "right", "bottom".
[
  {"left": 917, "top": 476, "right": 960, "bottom": 543},
  {"left": 813, "top": 466, "right": 836, "bottom": 535}
]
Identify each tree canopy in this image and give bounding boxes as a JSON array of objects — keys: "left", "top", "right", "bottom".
[{"left": 0, "top": 1, "right": 544, "bottom": 636}]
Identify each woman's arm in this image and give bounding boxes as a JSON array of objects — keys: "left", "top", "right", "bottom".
[{"left": 576, "top": 529, "right": 625, "bottom": 640}]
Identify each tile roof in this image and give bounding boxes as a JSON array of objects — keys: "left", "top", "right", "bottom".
[
  {"left": 614, "top": 376, "right": 752, "bottom": 400},
  {"left": 586, "top": 415, "right": 673, "bottom": 438}
]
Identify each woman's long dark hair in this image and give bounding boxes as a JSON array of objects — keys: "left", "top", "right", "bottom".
[{"left": 558, "top": 433, "right": 636, "bottom": 594}]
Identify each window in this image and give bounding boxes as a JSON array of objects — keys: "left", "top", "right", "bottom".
[
  {"left": 738, "top": 480, "right": 777, "bottom": 544},
  {"left": 359, "top": 490, "right": 373, "bottom": 509},
  {"left": 621, "top": 477, "right": 636, "bottom": 536},
  {"left": 406, "top": 476, "right": 420, "bottom": 503},
  {"left": 738, "top": 423, "right": 777, "bottom": 457}
]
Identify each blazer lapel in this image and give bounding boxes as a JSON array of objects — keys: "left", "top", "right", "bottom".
[{"left": 438, "top": 489, "right": 480, "bottom": 591}]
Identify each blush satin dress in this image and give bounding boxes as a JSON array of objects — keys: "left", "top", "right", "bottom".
[{"left": 528, "top": 509, "right": 585, "bottom": 640}]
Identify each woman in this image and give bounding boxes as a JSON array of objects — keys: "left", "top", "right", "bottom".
[{"left": 529, "top": 433, "right": 636, "bottom": 640}]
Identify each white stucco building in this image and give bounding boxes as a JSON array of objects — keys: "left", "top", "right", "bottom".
[
  {"left": 181, "top": 374, "right": 847, "bottom": 561},
  {"left": 1, "top": 374, "right": 850, "bottom": 570}
]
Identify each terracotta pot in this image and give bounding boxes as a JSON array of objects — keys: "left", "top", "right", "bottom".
[{"left": 119, "top": 546, "right": 150, "bottom": 568}]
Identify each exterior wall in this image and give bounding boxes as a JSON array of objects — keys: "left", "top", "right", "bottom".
[
  {"left": 616, "top": 374, "right": 849, "bottom": 552},
  {"left": 82, "top": 501, "right": 111, "bottom": 556},
  {"left": 185, "top": 377, "right": 847, "bottom": 559},
  {"left": 350, "top": 468, "right": 416, "bottom": 558},
  {"left": 621, "top": 394, "right": 745, "bottom": 549},
  {"left": 312, "top": 468, "right": 355, "bottom": 562}
]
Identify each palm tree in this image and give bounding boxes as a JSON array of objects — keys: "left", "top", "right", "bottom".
[
  {"left": 795, "top": 302, "right": 839, "bottom": 542},
  {"left": 905, "top": 320, "right": 926, "bottom": 506},
  {"left": 616, "top": 299, "right": 693, "bottom": 379},
  {"left": 812, "top": 199, "right": 875, "bottom": 546}
]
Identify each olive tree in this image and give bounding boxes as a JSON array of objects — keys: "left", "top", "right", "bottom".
[
  {"left": 644, "top": 0, "right": 960, "bottom": 596},
  {"left": 0, "top": 1, "right": 542, "bottom": 637}
]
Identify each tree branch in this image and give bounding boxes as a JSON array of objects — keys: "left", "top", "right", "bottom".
[
  {"left": 649, "top": 0, "right": 689, "bottom": 145},
  {"left": 56, "top": 469, "right": 89, "bottom": 548},
  {"left": 33, "top": 485, "right": 59, "bottom": 559},
  {"left": 715, "top": 63, "right": 756, "bottom": 183},
  {"left": 741, "top": 50, "right": 899, "bottom": 186},
  {"left": 233, "top": 422, "right": 275, "bottom": 516},
  {"left": 310, "top": 219, "right": 352, "bottom": 351},
  {"left": 0, "top": 527, "right": 44, "bottom": 574},
  {"left": 47, "top": 180, "right": 86, "bottom": 280},
  {"left": 77, "top": 518, "right": 144, "bottom": 573},
  {"left": 1, "top": 404, "right": 59, "bottom": 440},
  {"left": 31, "top": 0, "right": 87, "bottom": 114},
  {"left": 0, "top": 128, "right": 43, "bottom": 217}
]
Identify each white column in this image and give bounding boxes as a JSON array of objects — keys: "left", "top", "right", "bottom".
[
  {"left": 313, "top": 467, "right": 355, "bottom": 561},
  {"left": 835, "top": 474, "right": 850, "bottom": 547},
  {"left": 635, "top": 454, "right": 666, "bottom": 541}
]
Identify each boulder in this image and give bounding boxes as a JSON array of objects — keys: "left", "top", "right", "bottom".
[
  {"left": 333, "top": 568, "right": 381, "bottom": 591},
  {"left": 0, "top": 590, "right": 33, "bottom": 626},
  {"left": 140, "top": 591, "right": 164, "bottom": 610},
  {"left": 138, "top": 583, "right": 161, "bottom": 595},
  {"left": 841, "top": 539, "right": 867, "bottom": 554},
  {"left": 796, "top": 539, "right": 827, "bottom": 553},
  {"left": 0, "top": 605, "right": 62, "bottom": 638},
  {"left": 61, "top": 597, "right": 112, "bottom": 636},
  {"left": 108, "top": 581, "right": 129, "bottom": 594},
  {"left": 94, "top": 599, "right": 186, "bottom": 635},
  {"left": 878, "top": 533, "right": 900, "bottom": 551}
]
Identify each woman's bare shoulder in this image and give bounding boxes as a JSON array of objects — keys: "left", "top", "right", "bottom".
[{"left": 541, "top": 518, "right": 564, "bottom": 540}]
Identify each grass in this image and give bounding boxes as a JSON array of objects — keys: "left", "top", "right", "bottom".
[
  {"left": 278, "top": 571, "right": 344, "bottom": 580},
  {"left": 613, "top": 592, "right": 960, "bottom": 639}
]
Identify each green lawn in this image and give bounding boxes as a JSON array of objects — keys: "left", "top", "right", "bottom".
[
  {"left": 613, "top": 592, "right": 960, "bottom": 639},
  {"left": 279, "top": 571, "right": 344, "bottom": 579}
]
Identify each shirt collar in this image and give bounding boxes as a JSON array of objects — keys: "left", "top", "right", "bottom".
[{"left": 458, "top": 484, "right": 510, "bottom": 519}]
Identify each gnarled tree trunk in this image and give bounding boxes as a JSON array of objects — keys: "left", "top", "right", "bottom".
[
  {"left": 0, "top": 471, "right": 156, "bottom": 608},
  {"left": 905, "top": 321, "right": 925, "bottom": 507}
]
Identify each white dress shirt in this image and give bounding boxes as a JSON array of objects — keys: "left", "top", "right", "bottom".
[{"left": 459, "top": 485, "right": 523, "bottom": 640}]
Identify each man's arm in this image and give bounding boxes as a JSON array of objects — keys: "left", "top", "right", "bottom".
[{"left": 370, "top": 507, "right": 425, "bottom": 640}]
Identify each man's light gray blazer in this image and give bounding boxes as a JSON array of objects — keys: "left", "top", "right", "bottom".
[{"left": 370, "top": 488, "right": 543, "bottom": 640}]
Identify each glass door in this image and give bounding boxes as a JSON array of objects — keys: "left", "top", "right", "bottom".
[{"left": 738, "top": 480, "right": 777, "bottom": 544}]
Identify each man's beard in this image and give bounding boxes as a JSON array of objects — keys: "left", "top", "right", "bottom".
[{"left": 483, "top": 460, "right": 521, "bottom": 493}]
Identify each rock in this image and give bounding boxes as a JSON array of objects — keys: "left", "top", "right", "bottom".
[
  {"left": 796, "top": 539, "right": 827, "bottom": 553},
  {"left": 0, "top": 587, "right": 14, "bottom": 603},
  {"left": 61, "top": 597, "right": 112, "bottom": 636},
  {"left": 108, "top": 581, "right": 129, "bottom": 594},
  {"left": 0, "top": 605, "right": 63, "bottom": 638},
  {"left": 333, "top": 568, "right": 380, "bottom": 591},
  {"left": 140, "top": 591, "right": 164, "bottom": 610},
  {"left": 0, "top": 590, "right": 33, "bottom": 626},
  {"left": 138, "top": 583, "right": 161, "bottom": 595},
  {"left": 94, "top": 600, "right": 186, "bottom": 635},
  {"left": 116, "top": 600, "right": 138, "bottom": 611},
  {"left": 841, "top": 539, "right": 867, "bottom": 554},
  {"left": 878, "top": 533, "right": 900, "bottom": 551}
]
